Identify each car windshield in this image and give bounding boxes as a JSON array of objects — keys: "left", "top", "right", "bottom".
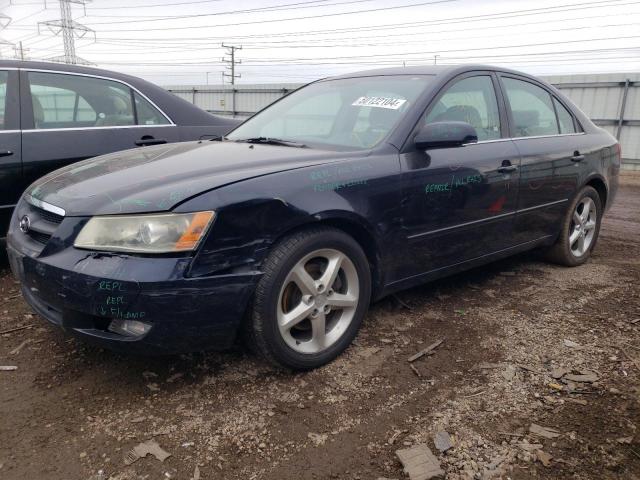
[{"left": 227, "top": 75, "right": 434, "bottom": 150}]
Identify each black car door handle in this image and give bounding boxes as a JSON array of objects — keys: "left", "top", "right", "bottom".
[
  {"left": 0, "top": 150, "right": 13, "bottom": 157},
  {"left": 571, "top": 153, "right": 585, "bottom": 162},
  {"left": 135, "top": 138, "right": 167, "bottom": 146}
]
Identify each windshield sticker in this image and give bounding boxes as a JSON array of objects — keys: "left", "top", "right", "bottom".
[{"left": 352, "top": 96, "right": 407, "bottom": 110}]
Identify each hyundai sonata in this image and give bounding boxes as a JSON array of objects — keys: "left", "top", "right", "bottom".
[{"left": 6, "top": 65, "right": 620, "bottom": 369}]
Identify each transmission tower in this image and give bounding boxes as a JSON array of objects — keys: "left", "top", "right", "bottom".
[
  {"left": 38, "top": 0, "right": 94, "bottom": 65},
  {"left": 221, "top": 44, "right": 242, "bottom": 85}
]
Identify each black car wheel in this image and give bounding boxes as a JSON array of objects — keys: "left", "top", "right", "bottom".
[
  {"left": 247, "top": 227, "right": 371, "bottom": 370},
  {"left": 546, "top": 186, "right": 602, "bottom": 267}
]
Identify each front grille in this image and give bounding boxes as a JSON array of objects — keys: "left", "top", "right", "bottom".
[
  {"left": 28, "top": 230, "right": 52, "bottom": 245},
  {"left": 31, "top": 205, "right": 63, "bottom": 225},
  {"left": 17, "top": 199, "right": 66, "bottom": 253}
]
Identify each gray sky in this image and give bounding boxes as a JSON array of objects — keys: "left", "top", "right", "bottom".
[{"left": 1, "top": 0, "right": 639, "bottom": 85}]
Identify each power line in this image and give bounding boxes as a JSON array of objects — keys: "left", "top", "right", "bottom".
[
  {"left": 6, "top": 0, "right": 639, "bottom": 79},
  {"left": 81, "top": 20, "right": 640, "bottom": 53},
  {"left": 83, "top": 0, "right": 375, "bottom": 21},
  {"left": 76, "top": 0, "right": 636, "bottom": 35},
  {"left": 236, "top": 34, "right": 640, "bottom": 62},
  {"left": 82, "top": 0, "right": 459, "bottom": 32},
  {"left": 81, "top": 44, "right": 640, "bottom": 66},
  {"left": 78, "top": 10, "right": 639, "bottom": 50},
  {"left": 88, "top": 0, "right": 224, "bottom": 9},
  {"left": 9, "top": 0, "right": 637, "bottom": 40}
]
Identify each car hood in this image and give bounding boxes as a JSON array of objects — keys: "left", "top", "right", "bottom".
[{"left": 27, "top": 141, "right": 356, "bottom": 216}]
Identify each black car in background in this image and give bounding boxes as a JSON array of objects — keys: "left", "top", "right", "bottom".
[
  {"left": 0, "top": 60, "right": 239, "bottom": 236},
  {"left": 7, "top": 65, "right": 620, "bottom": 370}
]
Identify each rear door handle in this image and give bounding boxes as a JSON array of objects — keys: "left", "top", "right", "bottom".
[
  {"left": 571, "top": 153, "right": 585, "bottom": 162},
  {"left": 135, "top": 137, "right": 167, "bottom": 146},
  {"left": 0, "top": 150, "right": 13, "bottom": 157}
]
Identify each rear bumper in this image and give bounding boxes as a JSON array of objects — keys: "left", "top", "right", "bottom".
[{"left": 7, "top": 244, "right": 259, "bottom": 355}]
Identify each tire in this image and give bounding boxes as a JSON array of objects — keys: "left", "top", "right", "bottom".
[
  {"left": 247, "top": 227, "right": 372, "bottom": 370},
  {"left": 545, "top": 186, "right": 602, "bottom": 267}
]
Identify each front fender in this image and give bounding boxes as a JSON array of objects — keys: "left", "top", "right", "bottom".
[{"left": 178, "top": 154, "right": 401, "bottom": 278}]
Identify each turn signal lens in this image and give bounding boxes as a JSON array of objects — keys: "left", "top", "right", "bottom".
[{"left": 175, "top": 212, "right": 215, "bottom": 251}]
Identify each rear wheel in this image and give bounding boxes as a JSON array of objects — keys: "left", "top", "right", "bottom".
[
  {"left": 546, "top": 186, "right": 602, "bottom": 266},
  {"left": 247, "top": 227, "right": 371, "bottom": 370}
]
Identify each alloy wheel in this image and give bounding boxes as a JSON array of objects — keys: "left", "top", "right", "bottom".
[
  {"left": 277, "top": 248, "right": 359, "bottom": 354},
  {"left": 569, "top": 197, "right": 597, "bottom": 257}
]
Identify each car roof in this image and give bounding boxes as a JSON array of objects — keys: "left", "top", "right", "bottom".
[
  {"left": 0, "top": 59, "right": 239, "bottom": 127},
  {"left": 0, "top": 59, "right": 147, "bottom": 84},
  {"left": 328, "top": 64, "right": 534, "bottom": 80}
]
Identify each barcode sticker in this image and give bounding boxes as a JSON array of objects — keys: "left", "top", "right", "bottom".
[{"left": 351, "top": 96, "right": 407, "bottom": 110}]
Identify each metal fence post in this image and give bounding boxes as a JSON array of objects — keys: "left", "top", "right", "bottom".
[
  {"left": 616, "top": 79, "right": 630, "bottom": 140},
  {"left": 232, "top": 88, "right": 237, "bottom": 117}
]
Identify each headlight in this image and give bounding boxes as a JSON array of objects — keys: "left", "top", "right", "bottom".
[{"left": 74, "top": 211, "right": 215, "bottom": 253}]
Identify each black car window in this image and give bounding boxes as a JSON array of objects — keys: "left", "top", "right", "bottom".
[
  {"left": 0, "top": 71, "right": 8, "bottom": 129},
  {"left": 502, "top": 77, "right": 559, "bottom": 137},
  {"left": 28, "top": 72, "right": 135, "bottom": 129},
  {"left": 134, "top": 91, "right": 170, "bottom": 125},
  {"left": 553, "top": 97, "right": 577, "bottom": 134},
  {"left": 425, "top": 75, "right": 501, "bottom": 141}
]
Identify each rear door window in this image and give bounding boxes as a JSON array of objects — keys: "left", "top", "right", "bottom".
[
  {"left": 28, "top": 72, "right": 136, "bottom": 129},
  {"left": 501, "top": 77, "right": 559, "bottom": 137},
  {"left": 134, "top": 91, "right": 170, "bottom": 125},
  {"left": 553, "top": 97, "right": 577, "bottom": 134}
]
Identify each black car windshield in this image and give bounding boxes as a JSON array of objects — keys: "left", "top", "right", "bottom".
[{"left": 227, "top": 75, "right": 434, "bottom": 150}]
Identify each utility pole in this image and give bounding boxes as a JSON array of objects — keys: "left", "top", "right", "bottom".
[
  {"left": 16, "top": 41, "right": 27, "bottom": 60},
  {"left": 221, "top": 43, "right": 241, "bottom": 85},
  {"left": 38, "top": 0, "right": 95, "bottom": 65},
  {"left": 222, "top": 44, "right": 241, "bottom": 117}
]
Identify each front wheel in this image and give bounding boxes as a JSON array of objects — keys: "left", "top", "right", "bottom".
[
  {"left": 247, "top": 227, "right": 372, "bottom": 370},
  {"left": 545, "top": 186, "right": 602, "bottom": 266}
]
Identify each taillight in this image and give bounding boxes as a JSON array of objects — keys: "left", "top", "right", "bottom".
[{"left": 615, "top": 143, "right": 622, "bottom": 159}]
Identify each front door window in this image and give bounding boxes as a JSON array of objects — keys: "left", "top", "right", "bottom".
[{"left": 425, "top": 75, "right": 501, "bottom": 141}]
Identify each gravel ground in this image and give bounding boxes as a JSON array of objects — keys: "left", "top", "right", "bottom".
[{"left": 1, "top": 173, "right": 639, "bottom": 480}]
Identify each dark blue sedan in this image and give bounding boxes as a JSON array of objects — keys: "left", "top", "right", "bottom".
[{"left": 6, "top": 65, "right": 620, "bottom": 369}]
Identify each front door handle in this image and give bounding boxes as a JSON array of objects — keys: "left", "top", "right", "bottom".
[
  {"left": 135, "top": 137, "right": 167, "bottom": 146},
  {"left": 497, "top": 160, "right": 518, "bottom": 174},
  {"left": 571, "top": 151, "right": 585, "bottom": 162},
  {"left": 0, "top": 150, "right": 13, "bottom": 157}
]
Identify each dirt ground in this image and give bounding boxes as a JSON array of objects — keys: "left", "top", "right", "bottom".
[{"left": 1, "top": 174, "right": 639, "bottom": 480}]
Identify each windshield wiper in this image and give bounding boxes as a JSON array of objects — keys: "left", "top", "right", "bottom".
[
  {"left": 198, "top": 134, "right": 226, "bottom": 142},
  {"left": 237, "top": 137, "right": 307, "bottom": 148}
]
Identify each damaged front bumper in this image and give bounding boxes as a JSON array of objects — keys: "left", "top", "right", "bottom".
[{"left": 6, "top": 241, "right": 259, "bottom": 355}]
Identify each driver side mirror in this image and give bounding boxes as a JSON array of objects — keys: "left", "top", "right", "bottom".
[{"left": 414, "top": 121, "right": 478, "bottom": 150}]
